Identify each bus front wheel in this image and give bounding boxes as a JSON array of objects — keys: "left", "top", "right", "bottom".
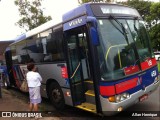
[{"left": 49, "top": 82, "right": 65, "bottom": 110}]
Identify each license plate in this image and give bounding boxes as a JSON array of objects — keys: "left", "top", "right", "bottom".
[{"left": 139, "top": 94, "right": 148, "bottom": 102}]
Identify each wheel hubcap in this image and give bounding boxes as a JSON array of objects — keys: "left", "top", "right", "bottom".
[{"left": 52, "top": 89, "right": 61, "bottom": 102}]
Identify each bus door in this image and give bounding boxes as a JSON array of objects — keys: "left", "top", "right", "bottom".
[
  {"left": 5, "top": 50, "right": 15, "bottom": 87},
  {"left": 66, "top": 27, "right": 95, "bottom": 111}
]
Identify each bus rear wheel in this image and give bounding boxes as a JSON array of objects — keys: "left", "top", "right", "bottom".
[{"left": 49, "top": 82, "right": 65, "bottom": 110}]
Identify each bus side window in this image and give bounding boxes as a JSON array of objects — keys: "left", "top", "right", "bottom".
[
  {"left": 40, "top": 27, "right": 65, "bottom": 62},
  {"left": 26, "top": 35, "right": 44, "bottom": 63},
  {"left": 20, "top": 54, "right": 31, "bottom": 63}
]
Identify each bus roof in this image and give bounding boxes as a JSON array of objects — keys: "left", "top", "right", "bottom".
[
  {"left": 12, "top": 20, "right": 62, "bottom": 46},
  {"left": 26, "top": 20, "right": 62, "bottom": 39}
]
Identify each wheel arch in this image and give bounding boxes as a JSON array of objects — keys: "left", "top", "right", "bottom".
[
  {"left": 46, "top": 78, "right": 60, "bottom": 98},
  {"left": 46, "top": 78, "right": 65, "bottom": 110}
]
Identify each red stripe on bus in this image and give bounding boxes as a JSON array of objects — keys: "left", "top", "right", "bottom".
[
  {"left": 124, "top": 65, "right": 140, "bottom": 75},
  {"left": 115, "top": 78, "right": 138, "bottom": 94},
  {"left": 12, "top": 68, "right": 21, "bottom": 88},
  {"left": 99, "top": 86, "right": 116, "bottom": 96},
  {"left": 141, "top": 58, "right": 157, "bottom": 70}
]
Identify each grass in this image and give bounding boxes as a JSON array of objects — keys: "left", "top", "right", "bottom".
[{"left": 158, "top": 61, "right": 160, "bottom": 73}]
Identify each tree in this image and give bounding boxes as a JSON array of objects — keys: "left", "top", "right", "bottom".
[
  {"left": 120, "top": 0, "right": 160, "bottom": 50},
  {"left": 79, "top": 0, "right": 92, "bottom": 3},
  {"left": 15, "top": 0, "right": 52, "bottom": 31},
  {"left": 147, "top": 3, "right": 160, "bottom": 50},
  {"left": 120, "top": 0, "right": 152, "bottom": 22}
]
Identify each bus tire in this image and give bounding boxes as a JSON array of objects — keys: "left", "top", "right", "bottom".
[{"left": 49, "top": 82, "right": 65, "bottom": 110}]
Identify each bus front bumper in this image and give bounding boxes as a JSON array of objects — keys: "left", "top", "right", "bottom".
[{"left": 100, "top": 80, "right": 160, "bottom": 116}]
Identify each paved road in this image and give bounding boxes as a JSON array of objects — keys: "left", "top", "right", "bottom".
[{"left": 1, "top": 85, "right": 159, "bottom": 120}]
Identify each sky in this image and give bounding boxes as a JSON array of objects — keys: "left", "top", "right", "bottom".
[{"left": 0, "top": 0, "right": 79, "bottom": 40}]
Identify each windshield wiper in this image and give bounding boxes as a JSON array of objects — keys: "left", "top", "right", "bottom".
[
  {"left": 133, "top": 17, "right": 143, "bottom": 44},
  {"left": 109, "top": 15, "right": 129, "bottom": 45}
]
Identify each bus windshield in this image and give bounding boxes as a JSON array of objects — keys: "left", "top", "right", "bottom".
[{"left": 97, "top": 18, "right": 152, "bottom": 81}]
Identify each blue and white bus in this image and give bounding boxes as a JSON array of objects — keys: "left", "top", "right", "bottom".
[{"left": 5, "top": 3, "right": 159, "bottom": 115}]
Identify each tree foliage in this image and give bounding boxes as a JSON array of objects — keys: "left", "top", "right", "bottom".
[
  {"left": 121, "top": 0, "right": 160, "bottom": 50},
  {"left": 80, "top": 0, "right": 92, "bottom": 3},
  {"left": 147, "top": 3, "right": 160, "bottom": 50},
  {"left": 121, "top": 0, "right": 151, "bottom": 21},
  {"left": 15, "top": 0, "right": 52, "bottom": 31}
]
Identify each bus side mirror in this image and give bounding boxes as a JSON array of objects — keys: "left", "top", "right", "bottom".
[
  {"left": 90, "top": 27, "right": 99, "bottom": 46},
  {"left": 87, "top": 16, "right": 99, "bottom": 46}
]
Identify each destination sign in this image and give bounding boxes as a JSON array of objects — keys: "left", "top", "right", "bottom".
[{"left": 91, "top": 4, "right": 140, "bottom": 17}]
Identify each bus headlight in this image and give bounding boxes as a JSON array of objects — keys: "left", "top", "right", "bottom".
[
  {"left": 108, "top": 92, "right": 130, "bottom": 103},
  {"left": 116, "top": 93, "right": 130, "bottom": 102},
  {"left": 122, "top": 92, "right": 130, "bottom": 98}
]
